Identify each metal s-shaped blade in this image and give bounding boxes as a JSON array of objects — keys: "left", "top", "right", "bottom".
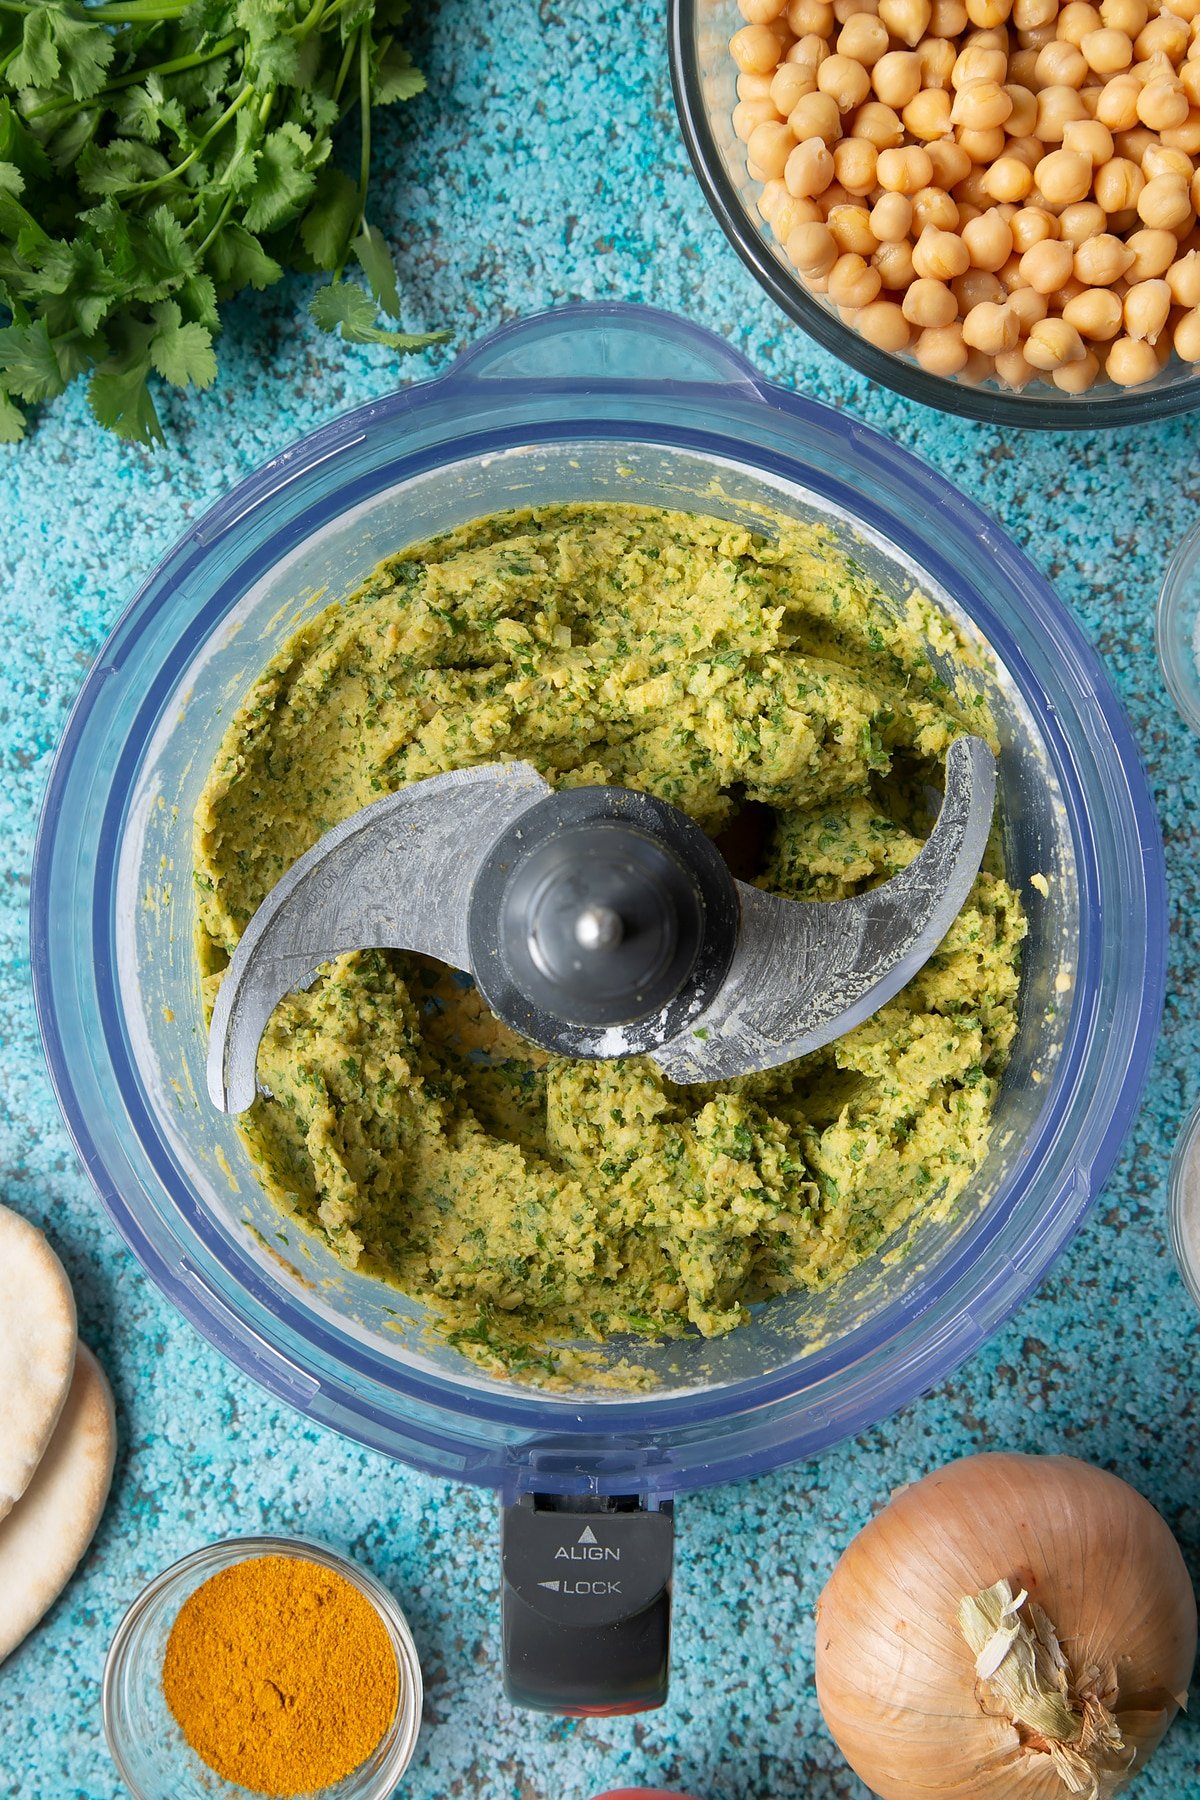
[
  {"left": 207, "top": 761, "right": 551, "bottom": 1113},
  {"left": 653, "top": 735, "right": 998, "bottom": 1084}
]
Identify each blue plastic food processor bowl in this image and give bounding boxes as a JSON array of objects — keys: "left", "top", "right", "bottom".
[{"left": 32, "top": 303, "right": 1164, "bottom": 1706}]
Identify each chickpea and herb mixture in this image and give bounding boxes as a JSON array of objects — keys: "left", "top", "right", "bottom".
[
  {"left": 732, "top": 0, "right": 1200, "bottom": 391},
  {"left": 195, "top": 506, "right": 1025, "bottom": 1380}
]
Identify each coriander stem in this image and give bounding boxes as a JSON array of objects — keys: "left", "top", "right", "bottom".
[
  {"left": 356, "top": 25, "right": 371, "bottom": 232},
  {"left": 24, "top": 34, "right": 242, "bottom": 118},
  {"left": 194, "top": 190, "right": 236, "bottom": 259},
  {"left": 129, "top": 81, "right": 254, "bottom": 192}
]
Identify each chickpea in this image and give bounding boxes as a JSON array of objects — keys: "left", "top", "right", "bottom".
[
  {"left": 1167, "top": 247, "right": 1200, "bottom": 303},
  {"left": 1162, "top": 108, "right": 1200, "bottom": 154},
  {"left": 741, "top": 0, "right": 788, "bottom": 20},
  {"left": 1095, "top": 72, "right": 1142, "bottom": 126},
  {"left": 979, "top": 155, "right": 1033, "bottom": 202},
  {"left": 872, "top": 49, "right": 923, "bottom": 105},
  {"left": 1035, "top": 147, "right": 1094, "bottom": 203},
  {"left": 769, "top": 191, "right": 824, "bottom": 239},
  {"left": 994, "top": 346, "right": 1040, "bottom": 386},
  {"left": 965, "top": 0, "right": 1014, "bottom": 27},
  {"left": 1011, "top": 204, "right": 1060, "bottom": 248},
  {"left": 962, "top": 207, "right": 1016, "bottom": 266},
  {"left": 1105, "top": 332, "right": 1161, "bottom": 379},
  {"left": 855, "top": 298, "right": 914, "bottom": 345},
  {"left": 1081, "top": 25, "right": 1136, "bottom": 73},
  {"left": 748, "top": 118, "right": 800, "bottom": 177},
  {"left": 817, "top": 179, "right": 852, "bottom": 210},
  {"left": 738, "top": 70, "right": 777, "bottom": 100},
  {"left": 931, "top": 0, "right": 970, "bottom": 29},
  {"left": 1063, "top": 118, "right": 1116, "bottom": 163},
  {"left": 1006, "top": 282, "right": 1051, "bottom": 323},
  {"left": 787, "top": 219, "right": 840, "bottom": 273},
  {"left": 963, "top": 297, "right": 1021, "bottom": 347},
  {"left": 1036, "top": 86, "right": 1090, "bottom": 141},
  {"left": 958, "top": 125, "right": 1007, "bottom": 162},
  {"left": 1008, "top": 46, "right": 1041, "bottom": 84},
  {"left": 828, "top": 202, "right": 881, "bottom": 251},
  {"left": 950, "top": 78, "right": 1015, "bottom": 130},
  {"left": 1138, "top": 171, "right": 1193, "bottom": 226},
  {"left": 734, "top": 97, "right": 781, "bottom": 142},
  {"left": 836, "top": 11, "right": 888, "bottom": 59},
  {"left": 1137, "top": 77, "right": 1190, "bottom": 129},
  {"left": 1035, "top": 39, "right": 1090, "bottom": 86},
  {"left": 1055, "top": 290, "right": 1116, "bottom": 353},
  {"left": 1100, "top": 0, "right": 1147, "bottom": 37},
  {"left": 953, "top": 265, "right": 1009, "bottom": 303},
  {"left": 1020, "top": 20, "right": 1058, "bottom": 48},
  {"left": 951, "top": 43, "right": 1007, "bottom": 85},
  {"left": 1074, "top": 231, "right": 1137, "bottom": 280},
  {"left": 1124, "top": 225, "right": 1180, "bottom": 274},
  {"left": 1093, "top": 154, "right": 1145, "bottom": 208},
  {"left": 1052, "top": 348, "right": 1102, "bottom": 387},
  {"left": 1175, "top": 304, "right": 1200, "bottom": 357},
  {"left": 747, "top": 158, "right": 770, "bottom": 182},
  {"left": 874, "top": 237, "right": 919, "bottom": 283},
  {"left": 1058, "top": 200, "right": 1108, "bottom": 241},
  {"left": 902, "top": 275, "right": 959, "bottom": 321},
  {"left": 918, "top": 37, "right": 959, "bottom": 88},
  {"left": 1059, "top": 2, "right": 1104, "bottom": 45},
  {"left": 1002, "top": 84, "right": 1038, "bottom": 137},
  {"left": 915, "top": 321, "right": 971, "bottom": 369},
  {"left": 956, "top": 166, "right": 998, "bottom": 206},
  {"left": 818, "top": 53, "right": 874, "bottom": 108},
  {"left": 789, "top": 33, "right": 831, "bottom": 67},
  {"left": 731, "top": 24, "right": 785, "bottom": 73},
  {"left": 834, "top": 0, "right": 879, "bottom": 19},
  {"left": 913, "top": 184, "right": 962, "bottom": 228},
  {"left": 1112, "top": 126, "right": 1156, "bottom": 163},
  {"left": 834, "top": 135, "right": 880, "bottom": 191},
  {"left": 877, "top": 143, "right": 936, "bottom": 190},
  {"left": 912, "top": 223, "right": 973, "bottom": 275},
  {"left": 1135, "top": 13, "right": 1190, "bottom": 60},
  {"left": 927, "top": 138, "right": 974, "bottom": 185},
  {"left": 1014, "top": 0, "right": 1057, "bottom": 26},
  {"left": 1141, "top": 143, "right": 1194, "bottom": 182},
  {"left": 904, "top": 88, "right": 955, "bottom": 135},
  {"left": 852, "top": 100, "right": 906, "bottom": 144},
  {"left": 786, "top": 0, "right": 834, "bottom": 28},
  {"left": 1023, "top": 315, "right": 1088, "bottom": 364},
  {"left": 1123, "top": 275, "right": 1173, "bottom": 335},
  {"left": 1184, "top": 61, "right": 1200, "bottom": 105},
  {"left": 878, "top": 0, "right": 934, "bottom": 42},
  {"left": 1194, "top": 162, "right": 1200, "bottom": 213},
  {"left": 870, "top": 189, "right": 915, "bottom": 236},
  {"left": 771, "top": 61, "right": 818, "bottom": 111},
  {"left": 1021, "top": 235, "right": 1077, "bottom": 288}
]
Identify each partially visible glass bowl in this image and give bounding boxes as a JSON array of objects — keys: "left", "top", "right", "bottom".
[
  {"left": 668, "top": 0, "right": 1200, "bottom": 427},
  {"left": 103, "top": 1536, "right": 423, "bottom": 1800},
  {"left": 1157, "top": 522, "right": 1200, "bottom": 735}
]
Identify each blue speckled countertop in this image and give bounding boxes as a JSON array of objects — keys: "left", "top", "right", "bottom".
[{"left": 3, "top": 3, "right": 1200, "bottom": 1796}]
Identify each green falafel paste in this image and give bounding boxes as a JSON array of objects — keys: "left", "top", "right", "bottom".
[{"left": 195, "top": 504, "right": 1025, "bottom": 1378}]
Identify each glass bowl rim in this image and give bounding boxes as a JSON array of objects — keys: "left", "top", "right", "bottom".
[{"left": 1156, "top": 520, "right": 1200, "bottom": 736}]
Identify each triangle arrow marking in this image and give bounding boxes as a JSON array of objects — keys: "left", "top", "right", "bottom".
[
  {"left": 538, "top": 1579, "right": 560, "bottom": 1591},
  {"left": 577, "top": 1526, "right": 599, "bottom": 1545}
]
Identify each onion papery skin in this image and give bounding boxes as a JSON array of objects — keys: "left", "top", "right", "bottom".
[{"left": 814, "top": 1452, "right": 1196, "bottom": 1800}]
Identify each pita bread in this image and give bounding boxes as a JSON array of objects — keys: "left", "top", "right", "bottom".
[
  {"left": 0, "top": 1205, "right": 77, "bottom": 1521},
  {"left": 0, "top": 1342, "right": 116, "bottom": 1665}
]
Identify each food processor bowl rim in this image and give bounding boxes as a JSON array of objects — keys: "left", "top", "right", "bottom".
[
  {"left": 666, "top": 0, "right": 1200, "bottom": 430},
  {"left": 31, "top": 303, "right": 1166, "bottom": 1488}
]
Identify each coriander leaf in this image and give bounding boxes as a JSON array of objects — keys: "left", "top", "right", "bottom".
[
  {"left": 0, "top": 320, "right": 64, "bottom": 402},
  {"left": 300, "top": 167, "right": 359, "bottom": 271},
  {"left": 0, "top": 98, "right": 51, "bottom": 185},
  {"left": 89, "top": 358, "right": 163, "bottom": 446},
  {"left": 42, "top": 105, "right": 101, "bottom": 176},
  {"left": 9, "top": 9, "right": 58, "bottom": 92},
  {"left": 373, "top": 45, "right": 425, "bottom": 106},
  {"left": 236, "top": 0, "right": 302, "bottom": 86},
  {"left": 0, "top": 161, "right": 22, "bottom": 197},
  {"left": 178, "top": 272, "right": 220, "bottom": 329},
  {"left": 207, "top": 222, "right": 282, "bottom": 295},
  {"left": 48, "top": 13, "right": 115, "bottom": 103},
  {"left": 78, "top": 138, "right": 173, "bottom": 197},
  {"left": 352, "top": 222, "right": 400, "bottom": 319},
  {"left": 149, "top": 301, "right": 217, "bottom": 389},
  {"left": 0, "top": 388, "right": 26, "bottom": 443},
  {"left": 128, "top": 205, "right": 195, "bottom": 302},
  {"left": 309, "top": 279, "right": 448, "bottom": 351},
  {"left": 242, "top": 123, "right": 316, "bottom": 234}
]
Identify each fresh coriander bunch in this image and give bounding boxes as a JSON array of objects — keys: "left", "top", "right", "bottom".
[{"left": 0, "top": 0, "right": 447, "bottom": 444}]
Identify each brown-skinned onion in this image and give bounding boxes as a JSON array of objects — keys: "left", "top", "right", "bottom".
[{"left": 814, "top": 1451, "right": 1196, "bottom": 1800}]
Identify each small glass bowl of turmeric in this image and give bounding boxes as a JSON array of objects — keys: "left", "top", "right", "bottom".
[{"left": 103, "top": 1536, "right": 423, "bottom": 1800}]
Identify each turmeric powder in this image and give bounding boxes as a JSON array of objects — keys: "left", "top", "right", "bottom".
[{"left": 162, "top": 1553, "right": 399, "bottom": 1797}]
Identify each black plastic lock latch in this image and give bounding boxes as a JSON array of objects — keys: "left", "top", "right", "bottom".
[{"left": 501, "top": 1494, "right": 674, "bottom": 1715}]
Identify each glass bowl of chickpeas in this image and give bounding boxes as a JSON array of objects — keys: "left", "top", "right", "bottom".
[{"left": 669, "top": 0, "right": 1200, "bottom": 421}]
